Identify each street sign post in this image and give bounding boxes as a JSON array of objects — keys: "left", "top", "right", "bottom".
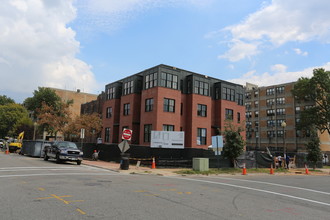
[
  {"left": 122, "top": 129, "right": 132, "bottom": 141},
  {"left": 118, "top": 140, "right": 130, "bottom": 153},
  {"left": 212, "top": 135, "right": 223, "bottom": 169}
]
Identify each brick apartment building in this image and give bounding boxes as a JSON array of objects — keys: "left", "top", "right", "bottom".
[
  {"left": 245, "top": 82, "right": 330, "bottom": 154},
  {"left": 101, "top": 64, "right": 245, "bottom": 149}
]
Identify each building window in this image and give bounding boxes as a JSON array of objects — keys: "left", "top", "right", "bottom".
[
  {"left": 237, "top": 112, "right": 241, "bottom": 123},
  {"left": 254, "top": 90, "right": 259, "bottom": 97},
  {"left": 266, "top": 99, "right": 275, "bottom": 106},
  {"left": 267, "top": 131, "right": 275, "bottom": 138},
  {"left": 276, "top": 86, "right": 285, "bottom": 94},
  {"left": 145, "top": 72, "right": 157, "bottom": 89},
  {"left": 197, "top": 104, "right": 207, "bottom": 117},
  {"left": 295, "top": 118, "right": 301, "bottom": 125},
  {"left": 197, "top": 128, "right": 207, "bottom": 145},
  {"left": 277, "top": 130, "right": 284, "bottom": 137},
  {"left": 267, "top": 120, "right": 275, "bottom": 127},
  {"left": 225, "top": 109, "right": 234, "bottom": 120},
  {"left": 276, "top": 97, "right": 285, "bottom": 105},
  {"left": 237, "top": 93, "right": 243, "bottom": 105},
  {"left": 245, "top": 102, "right": 252, "bottom": 109},
  {"left": 123, "top": 80, "right": 134, "bottom": 95},
  {"left": 194, "top": 80, "right": 209, "bottom": 96},
  {"left": 123, "top": 103, "right": 130, "bottom": 115},
  {"left": 105, "top": 127, "right": 110, "bottom": 142},
  {"left": 276, "top": 119, "right": 285, "bottom": 127},
  {"left": 295, "top": 106, "right": 301, "bottom": 114},
  {"left": 276, "top": 108, "right": 285, "bottom": 115},
  {"left": 106, "top": 87, "right": 115, "bottom": 100},
  {"left": 266, "top": 88, "right": 275, "bottom": 95},
  {"left": 305, "top": 105, "right": 314, "bottom": 110},
  {"left": 255, "top": 111, "right": 259, "bottom": 118},
  {"left": 255, "top": 121, "right": 259, "bottom": 127},
  {"left": 163, "top": 124, "right": 174, "bottom": 131},
  {"left": 254, "top": 101, "right": 259, "bottom": 108},
  {"left": 144, "top": 124, "right": 152, "bottom": 142},
  {"left": 180, "top": 103, "right": 183, "bottom": 115},
  {"left": 246, "top": 121, "right": 252, "bottom": 128},
  {"left": 106, "top": 107, "right": 112, "bottom": 118},
  {"left": 223, "top": 87, "right": 235, "bottom": 101},
  {"left": 145, "top": 98, "right": 153, "bottom": 112},
  {"left": 164, "top": 98, "right": 175, "bottom": 112},
  {"left": 246, "top": 111, "right": 252, "bottom": 118},
  {"left": 161, "top": 72, "right": 178, "bottom": 89},
  {"left": 245, "top": 92, "right": 251, "bottom": 99},
  {"left": 267, "top": 109, "right": 275, "bottom": 116}
]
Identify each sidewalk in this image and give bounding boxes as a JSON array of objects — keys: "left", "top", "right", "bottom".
[
  {"left": 82, "top": 159, "right": 184, "bottom": 176},
  {"left": 82, "top": 159, "right": 330, "bottom": 176}
]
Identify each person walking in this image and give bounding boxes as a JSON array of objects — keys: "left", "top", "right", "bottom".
[
  {"left": 278, "top": 155, "right": 282, "bottom": 168},
  {"left": 286, "top": 155, "right": 290, "bottom": 169}
]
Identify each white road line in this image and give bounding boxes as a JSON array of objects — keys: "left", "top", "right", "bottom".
[
  {"left": 0, "top": 167, "right": 80, "bottom": 170},
  {"left": 0, "top": 168, "right": 86, "bottom": 172},
  {"left": 167, "top": 176, "right": 330, "bottom": 207},
  {"left": 0, "top": 173, "right": 125, "bottom": 178},
  {"left": 206, "top": 176, "right": 330, "bottom": 195}
]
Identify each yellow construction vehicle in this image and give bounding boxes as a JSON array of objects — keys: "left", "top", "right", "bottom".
[{"left": 9, "top": 132, "right": 24, "bottom": 153}]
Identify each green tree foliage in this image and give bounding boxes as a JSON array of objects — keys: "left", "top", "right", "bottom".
[
  {"left": 0, "top": 95, "right": 15, "bottom": 105},
  {"left": 292, "top": 68, "right": 330, "bottom": 135},
  {"left": 23, "top": 87, "right": 61, "bottom": 118},
  {"left": 37, "top": 102, "right": 71, "bottom": 139},
  {"left": 306, "top": 131, "right": 323, "bottom": 169},
  {"left": 222, "top": 121, "right": 245, "bottom": 167},
  {"left": 0, "top": 103, "right": 31, "bottom": 138}
]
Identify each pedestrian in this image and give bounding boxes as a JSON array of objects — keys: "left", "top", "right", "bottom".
[
  {"left": 278, "top": 155, "right": 282, "bottom": 168},
  {"left": 286, "top": 155, "right": 290, "bottom": 169}
]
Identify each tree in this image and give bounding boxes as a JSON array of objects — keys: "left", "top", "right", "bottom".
[
  {"left": 0, "top": 103, "right": 31, "bottom": 138},
  {"left": 0, "top": 95, "right": 15, "bottom": 105},
  {"left": 291, "top": 68, "right": 330, "bottom": 135},
  {"left": 306, "top": 130, "right": 323, "bottom": 170},
  {"left": 221, "top": 121, "right": 245, "bottom": 167},
  {"left": 64, "top": 113, "right": 102, "bottom": 142},
  {"left": 24, "top": 87, "right": 61, "bottom": 118},
  {"left": 37, "top": 101, "right": 71, "bottom": 139}
]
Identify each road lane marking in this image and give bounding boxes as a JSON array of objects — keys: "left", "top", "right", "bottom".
[
  {"left": 167, "top": 176, "right": 330, "bottom": 207},
  {"left": 36, "top": 194, "right": 84, "bottom": 205},
  {"left": 206, "top": 176, "right": 330, "bottom": 195},
  {"left": 76, "top": 208, "right": 86, "bottom": 215},
  {"left": 0, "top": 173, "right": 123, "bottom": 178},
  {"left": 38, "top": 188, "right": 45, "bottom": 191}
]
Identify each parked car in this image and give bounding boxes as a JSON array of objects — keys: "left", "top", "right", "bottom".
[{"left": 44, "top": 141, "right": 83, "bottom": 165}]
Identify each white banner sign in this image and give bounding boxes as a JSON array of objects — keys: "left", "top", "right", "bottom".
[{"left": 150, "top": 131, "right": 184, "bottom": 149}]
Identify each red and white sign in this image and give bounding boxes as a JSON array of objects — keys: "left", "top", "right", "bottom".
[{"left": 122, "top": 129, "right": 132, "bottom": 141}]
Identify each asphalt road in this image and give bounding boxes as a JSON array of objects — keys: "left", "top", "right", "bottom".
[{"left": 1, "top": 153, "right": 329, "bottom": 220}]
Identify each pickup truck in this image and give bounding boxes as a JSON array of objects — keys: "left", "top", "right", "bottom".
[{"left": 44, "top": 141, "right": 83, "bottom": 165}]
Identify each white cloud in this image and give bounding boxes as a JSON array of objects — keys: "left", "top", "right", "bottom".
[
  {"left": 0, "top": 0, "right": 99, "bottom": 102},
  {"left": 219, "top": 40, "right": 260, "bottom": 62},
  {"left": 229, "top": 62, "right": 330, "bottom": 86},
  {"left": 271, "top": 64, "right": 287, "bottom": 73},
  {"left": 293, "top": 48, "right": 308, "bottom": 56},
  {"left": 219, "top": 0, "right": 330, "bottom": 61}
]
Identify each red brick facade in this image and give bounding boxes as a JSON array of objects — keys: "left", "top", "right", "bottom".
[{"left": 101, "top": 65, "right": 245, "bottom": 149}]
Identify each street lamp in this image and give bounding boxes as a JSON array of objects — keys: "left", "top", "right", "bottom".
[
  {"left": 281, "top": 121, "right": 287, "bottom": 158},
  {"left": 33, "top": 122, "right": 38, "bottom": 140}
]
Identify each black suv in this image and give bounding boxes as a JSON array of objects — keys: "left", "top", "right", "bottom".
[{"left": 44, "top": 141, "right": 83, "bottom": 165}]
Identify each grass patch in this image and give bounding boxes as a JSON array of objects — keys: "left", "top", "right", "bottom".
[{"left": 174, "top": 168, "right": 289, "bottom": 175}]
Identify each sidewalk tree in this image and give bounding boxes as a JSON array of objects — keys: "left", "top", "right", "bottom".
[
  {"left": 306, "top": 130, "right": 323, "bottom": 170},
  {"left": 291, "top": 68, "right": 330, "bottom": 135},
  {"left": 24, "top": 87, "right": 62, "bottom": 118},
  {"left": 222, "top": 121, "right": 245, "bottom": 168},
  {"left": 37, "top": 101, "right": 71, "bottom": 139}
]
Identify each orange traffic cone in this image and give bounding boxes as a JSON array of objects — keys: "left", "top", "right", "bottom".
[
  {"left": 305, "top": 164, "right": 309, "bottom": 175},
  {"left": 151, "top": 157, "right": 156, "bottom": 169},
  {"left": 270, "top": 164, "right": 274, "bottom": 175},
  {"left": 242, "top": 163, "right": 247, "bottom": 175},
  {"left": 5, "top": 149, "right": 9, "bottom": 154}
]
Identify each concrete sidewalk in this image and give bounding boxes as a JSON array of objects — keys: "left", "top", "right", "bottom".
[
  {"left": 82, "top": 159, "right": 330, "bottom": 176},
  {"left": 82, "top": 159, "right": 184, "bottom": 176}
]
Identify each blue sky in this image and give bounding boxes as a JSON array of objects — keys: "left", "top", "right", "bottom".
[{"left": 1, "top": 0, "right": 330, "bottom": 103}]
